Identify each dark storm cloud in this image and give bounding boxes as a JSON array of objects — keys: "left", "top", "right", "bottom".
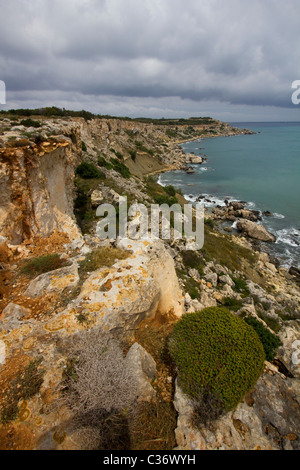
[{"left": 0, "top": 0, "right": 299, "bottom": 118}]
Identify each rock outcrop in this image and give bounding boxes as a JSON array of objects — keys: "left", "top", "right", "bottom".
[
  {"left": 237, "top": 219, "right": 276, "bottom": 242},
  {"left": 174, "top": 358, "right": 300, "bottom": 450},
  {"left": 0, "top": 139, "right": 81, "bottom": 244}
]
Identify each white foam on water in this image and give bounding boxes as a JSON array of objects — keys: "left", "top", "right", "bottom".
[
  {"left": 183, "top": 193, "right": 233, "bottom": 208},
  {"left": 184, "top": 194, "right": 198, "bottom": 203},
  {"left": 275, "top": 227, "right": 300, "bottom": 247},
  {"left": 157, "top": 175, "right": 166, "bottom": 186},
  {"left": 280, "top": 247, "right": 300, "bottom": 269},
  {"left": 245, "top": 201, "right": 257, "bottom": 210},
  {"left": 197, "top": 166, "right": 210, "bottom": 173}
]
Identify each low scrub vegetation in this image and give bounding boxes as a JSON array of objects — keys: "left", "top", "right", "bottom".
[
  {"left": 232, "top": 276, "right": 250, "bottom": 297},
  {"left": 169, "top": 307, "right": 265, "bottom": 424},
  {"left": 20, "top": 118, "right": 41, "bottom": 128},
  {"left": 75, "top": 161, "right": 105, "bottom": 180},
  {"left": 222, "top": 296, "right": 243, "bottom": 312},
  {"left": 0, "top": 358, "right": 44, "bottom": 424},
  {"left": 110, "top": 158, "right": 131, "bottom": 179},
  {"left": 244, "top": 316, "right": 282, "bottom": 361},
  {"left": 78, "top": 246, "right": 130, "bottom": 279},
  {"left": 19, "top": 254, "right": 67, "bottom": 277},
  {"left": 62, "top": 331, "right": 137, "bottom": 450}
]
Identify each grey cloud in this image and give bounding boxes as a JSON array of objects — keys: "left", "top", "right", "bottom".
[{"left": 0, "top": 0, "right": 299, "bottom": 119}]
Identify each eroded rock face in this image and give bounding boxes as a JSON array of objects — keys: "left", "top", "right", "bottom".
[
  {"left": 278, "top": 322, "right": 300, "bottom": 379},
  {"left": 174, "top": 365, "right": 300, "bottom": 450},
  {"left": 0, "top": 139, "right": 81, "bottom": 244},
  {"left": 51, "top": 238, "right": 184, "bottom": 338}
]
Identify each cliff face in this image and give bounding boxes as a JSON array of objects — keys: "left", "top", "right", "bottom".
[
  {"left": 0, "top": 114, "right": 241, "bottom": 244},
  {"left": 0, "top": 140, "right": 81, "bottom": 244}
]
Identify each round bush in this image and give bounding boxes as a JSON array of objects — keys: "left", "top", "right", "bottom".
[{"left": 169, "top": 307, "right": 265, "bottom": 411}]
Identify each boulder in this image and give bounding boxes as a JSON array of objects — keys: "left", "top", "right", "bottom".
[
  {"left": 188, "top": 155, "right": 203, "bottom": 164},
  {"left": 126, "top": 342, "right": 157, "bottom": 402},
  {"left": 24, "top": 262, "right": 79, "bottom": 298},
  {"left": 0, "top": 303, "right": 31, "bottom": 332},
  {"left": 236, "top": 219, "right": 276, "bottom": 242},
  {"left": 90, "top": 189, "right": 104, "bottom": 207},
  {"left": 219, "top": 274, "right": 234, "bottom": 287},
  {"left": 230, "top": 201, "right": 245, "bottom": 211},
  {"left": 289, "top": 266, "right": 300, "bottom": 279},
  {"left": 44, "top": 239, "right": 184, "bottom": 339},
  {"left": 204, "top": 272, "right": 218, "bottom": 287}
]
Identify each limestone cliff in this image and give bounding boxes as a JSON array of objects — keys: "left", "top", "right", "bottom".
[
  {"left": 0, "top": 138, "right": 81, "bottom": 244},
  {"left": 0, "top": 112, "right": 299, "bottom": 451}
]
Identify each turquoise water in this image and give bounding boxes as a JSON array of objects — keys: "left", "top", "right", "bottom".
[{"left": 159, "top": 122, "right": 300, "bottom": 268}]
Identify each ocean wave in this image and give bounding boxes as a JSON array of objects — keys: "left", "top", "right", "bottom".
[
  {"left": 272, "top": 212, "right": 285, "bottom": 219},
  {"left": 275, "top": 227, "right": 300, "bottom": 247},
  {"left": 278, "top": 246, "right": 300, "bottom": 269},
  {"left": 245, "top": 201, "right": 257, "bottom": 210},
  {"left": 183, "top": 193, "right": 233, "bottom": 207},
  {"left": 197, "top": 166, "right": 210, "bottom": 173},
  {"left": 184, "top": 194, "right": 197, "bottom": 203}
]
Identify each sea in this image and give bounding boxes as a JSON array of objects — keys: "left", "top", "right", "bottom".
[{"left": 158, "top": 122, "right": 300, "bottom": 269}]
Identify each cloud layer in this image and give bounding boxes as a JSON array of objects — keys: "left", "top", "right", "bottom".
[{"left": 1, "top": 0, "right": 300, "bottom": 120}]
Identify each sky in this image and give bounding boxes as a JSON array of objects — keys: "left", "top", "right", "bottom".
[{"left": 0, "top": 0, "right": 300, "bottom": 121}]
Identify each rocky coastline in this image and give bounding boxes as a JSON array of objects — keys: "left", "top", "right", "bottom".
[{"left": 0, "top": 112, "right": 299, "bottom": 450}]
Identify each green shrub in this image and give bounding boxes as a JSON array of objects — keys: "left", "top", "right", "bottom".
[
  {"left": 115, "top": 151, "right": 124, "bottom": 160},
  {"left": 98, "top": 156, "right": 113, "bottom": 170},
  {"left": 169, "top": 307, "right": 265, "bottom": 413},
  {"left": 20, "top": 118, "right": 41, "bottom": 128},
  {"left": 79, "top": 247, "right": 129, "bottom": 278},
  {"left": 232, "top": 277, "right": 250, "bottom": 297},
  {"left": 244, "top": 316, "right": 282, "bottom": 361},
  {"left": 164, "top": 185, "right": 176, "bottom": 197},
  {"left": 81, "top": 141, "right": 87, "bottom": 152},
  {"left": 222, "top": 296, "right": 243, "bottom": 312},
  {"left": 128, "top": 149, "right": 137, "bottom": 161},
  {"left": 19, "top": 254, "right": 67, "bottom": 277},
  {"left": 134, "top": 140, "right": 154, "bottom": 155},
  {"left": 75, "top": 161, "right": 105, "bottom": 179},
  {"left": 204, "top": 218, "right": 215, "bottom": 229},
  {"left": 256, "top": 309, "right": 281, "bottom": 334},
  {"left": 110, "top": 158, "right": 131, "bottom": 179},
  {"left": 166, "top": 129, "right": 177, "bottom": 138},
  {"left": 154, "top": 195, "right": 178, "bottom": 206},
  {"left": 181, "top": 250, "right": 205, "bottom": 276}
]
